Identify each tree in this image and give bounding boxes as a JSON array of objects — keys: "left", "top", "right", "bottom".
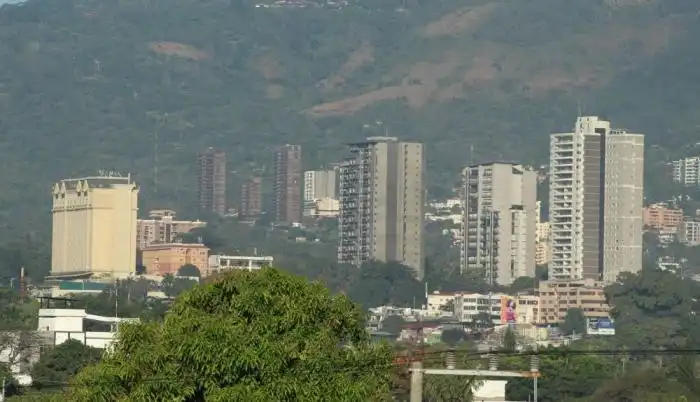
[
  {"left": 60, "top": 268, "right": 393, "bottom": 401},
  {"left": 505, "top": 351, "right": 617, "bottom": 401},
  {"left": 502, "top": 328, "right": 517, "bottom": 352},
  {"left": 441, "top": 328, "right": 465, "bottom": 346},
  {"left": 177, "top": 264, "right": 201, "bottom": 278},
  {"left": 161, "top": 273, "right": 197, "bottom": 298},
  {"left": 560, "top": 308, "right": 586, "bottom": 336},
  {"left": 31, "top": 339, "right": 102, "bottom": 390},
  {"left": 380, "top": 315, "right": 405, "bottom": 336},
  {"left": 347, "top": 261, "right": 424, "bottom": 308}
]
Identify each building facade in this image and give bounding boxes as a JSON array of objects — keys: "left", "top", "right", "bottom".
[
  {"left": 51, "top": 175, "right": 138, "bottom": 279},
  {"left": 273, "top": 145, "right": 302, "bottom": 224},
  {"left": 534, "top": 279, "right": 610, "bottom": 324},
  {"left": 602, "top": 129, "right": 645, "bottom": 283},
  {"left": 207, "top": 254, "right": 274, "bottom": 276},
  {"left": 141, "top": 243, "right": 210, "bottom": 276},
  {"left": 461, "top": 163, "right": 537, "bottom": 285},
  {"left": 197, "top": 148, "right": 227, "bottom": 216},
  {"left": 338, "top": 137, "right": 425, "bottom": 279},
  {"left": 643, "top": 203, "right": 683, "bottom": 233},
  {"left": 136, "top": 209, "right": 205, "bottom": 249},
  {"left": 672, "top": 157, "right": 700, "bottom": 187},
  {"left": 239, "top": 177, "right": 262, "bottom": 221},
  {"left": 304, "top": 169, "right": 337, "bottom": 202},
  {"left": 548, "top": 116, "right": 644, "bottom": 283}
]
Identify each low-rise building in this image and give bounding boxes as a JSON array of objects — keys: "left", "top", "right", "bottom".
[
  {"left": 427, "top": 291, "right": 538, "bottom": 325},
  {"left": 534, "top": 279, "right": 610, "bottom": 324},
  {"left": 680, "top": 220, "right": 700, "bottom": 246},
  {"left": 643, "top": 203, "right": 683, "bottom": 233},
  {"left": 207, "top": 254, "right": 274, "bottom": 276},
  {"left": 136, "top": 209, "right": 206, "bottom": 249},
  {"left": 1, "top": 297, "right": 138, "bottom": 387},
  {"left": 141, "top": 243, "right": 210, "bottom": 276}
]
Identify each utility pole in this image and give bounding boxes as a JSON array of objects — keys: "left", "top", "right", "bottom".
[{"left": 409, "top": 361, "right": 423, "bottom": 402}]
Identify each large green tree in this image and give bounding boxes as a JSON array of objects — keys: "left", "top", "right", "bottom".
[
  {"left": 30, "top": 339, "right": 102, "bottom": 390},
  {"left": 60, "top": 268, "right": 393, "bottom": 401}
]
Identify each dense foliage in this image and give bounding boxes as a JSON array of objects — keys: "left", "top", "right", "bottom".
[{"left": 58, "top": 268, "right": 393, "bottom": 401}]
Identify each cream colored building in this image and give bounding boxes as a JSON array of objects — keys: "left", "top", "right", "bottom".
[
  {"left": 51, "top": 175, "right": 138, "bottom": 279},
  {"left": 136, "top": 209, "right": 206, "bottom": 249},
  {"left": 534, "top": 279, "right": 610, "bottom": 324},
  {"left": 141, "top": 243, "right": 210, "bottom": 276}
]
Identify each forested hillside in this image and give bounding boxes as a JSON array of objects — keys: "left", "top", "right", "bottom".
[{"left": 0, "top": 0, "right": 699, "bottom": 233}]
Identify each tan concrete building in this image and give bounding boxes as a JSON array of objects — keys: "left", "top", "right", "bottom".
[
  {"left": 338, "top": 137, "right": 425, "bottom": 279},
  {"left": 50, "top": 174, "right": 139, "bottom": 279},
  {"left": 643, "top": 203, "right": 683, "bottom": 233},
  {"left": 533, "top": 279, "right": 610, "bottom": 324},
  {"left": 136, "top": 209, "right": 206, "bottom": 249},
  {"left": 535, "top": 202, "right": 552, "bottom": 265},
  {"left": 461, "top": 162, "right": 538, "bottom": 285},
  {"left": 141, "top": 243, "right": 210, "bottom": 276}
]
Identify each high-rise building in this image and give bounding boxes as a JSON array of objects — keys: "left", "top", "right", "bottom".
[
  {"left": 671, "top": 157, "right": 700, "bottom": 186},
  {"left": 303, "top": 169, "right": 337, "bottom": 216},
  {"left": 239, "top": 177, "right": 262, "bottom": 221},
  {"left": 304, "top": 169, "right": 337, "bottom": 201},
  {"left": 602, "top": 127, "right": 644, "bottom": 283},
  {"left": 273, "top": 145, "right": 302, "bottom": 224},
  {"left": 460, "top": 162, "right": 537, "bottom": 285},
  {"left": 548, "top": 116, "right": 644, "bottom": 282},
  {"left": 50, "top": 174, "right": 139, "bottom": 279},
  {"left": 197, "top": 148, "right": 227, "bottom": 216},
  {"left": 338, "top": 136, "right": 425, "bottom": 279},
  {"left": 136, "top": 209, "right": 206, "bottom": 249}
]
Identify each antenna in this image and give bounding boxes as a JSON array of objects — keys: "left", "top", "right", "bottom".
[{"left": 577, "top": 99, "right": 582, "bottom": 118}]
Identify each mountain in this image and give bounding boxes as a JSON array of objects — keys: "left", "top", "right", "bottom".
[{"left": 0, "top": 0, "right": 699, "bottom": 235}]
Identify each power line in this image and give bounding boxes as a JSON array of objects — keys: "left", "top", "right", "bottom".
[{"left": 21, "top": 347, "right": 700, "bottom": 391}]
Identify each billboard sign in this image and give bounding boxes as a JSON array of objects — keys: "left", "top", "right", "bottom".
[
  {"left": 586, "top": 317, "right": 615, "bottom": 336},
  {"left": 500, "top": 296, "right": 517, "bottom": 327}
]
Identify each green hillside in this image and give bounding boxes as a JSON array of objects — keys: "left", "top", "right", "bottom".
[{"left": 0, "top": 0, "right": 699, "bottom": 234}]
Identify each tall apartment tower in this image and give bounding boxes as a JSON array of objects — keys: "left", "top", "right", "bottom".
[
  {"left": 337, "top": 137, "right": 425, "bottom": 279},
  {"left": 602, "top": 128, "right": 644, "bottom": 283},
  {"left": 304, "top": 169, "right": 337, "bottom": 201},
  {"left": 549, "top": 116, "right": 644, "bottom": 282},
  {"left": 239, "top": 177, "right": 262, "bottom": 221},
  {"left": 197, "top": 148, "right": 227, "bottom": 216},
  {"left": 460, "top": 163, "right": 537, "bottom": 285},
  {"left": 273, "top": 145, "right": 302, "bottom": 224},
  {"left": 50, "top": 174, "right": 138, "bottom": 278}
]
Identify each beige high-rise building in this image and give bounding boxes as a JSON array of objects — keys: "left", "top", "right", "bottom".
[
  {"left": 534, "top": 201, "right": 551, "bottom": 266},
  {"left": 51, "top": 174, "right": 139, "bottom": 278},
  {"left": 460, "top": 163, "right": 537, "bottom": 285},
  {"left": 338, "top": 137, "right": 425, "bottom": 279},
  {"left": 549, "top": 116, "right": 644, "bottom": 283},
  {"left": 602, "top": 129, "right": 644, "bottom": 283}
]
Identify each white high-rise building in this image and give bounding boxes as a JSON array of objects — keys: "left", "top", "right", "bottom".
[
  {"left": 671, "top": 157, "right": 700, "bottom": 186},
  {"left": 548, "top": 116, "right": 644, "bottom": 282},
  {"left": 461, "top": 163, "right": 537, "bottom": 285}
]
